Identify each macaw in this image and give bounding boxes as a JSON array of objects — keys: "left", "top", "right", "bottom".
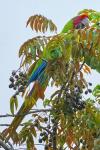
[
  {"left": 27, "top": 13, "right": 90, "bottom": 93},
  {"left": 3, "top": 12, "right": 90, "bottom": 139}
]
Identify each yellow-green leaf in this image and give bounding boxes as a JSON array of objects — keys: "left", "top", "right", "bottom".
[{"left": 10, "top": 96, "right": 18, "bottom": 115}]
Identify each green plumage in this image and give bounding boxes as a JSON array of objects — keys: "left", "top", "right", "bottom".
[
  {"left": 43, "top": 47, "right": 62, "bottom": 60},
  {"left": 61, "top": 19, "right": 73, "bottom": 33}
]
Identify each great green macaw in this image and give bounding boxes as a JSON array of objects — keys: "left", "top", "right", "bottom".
[
  {"left": 4, "top": 11, "right": 98, "bottom": 139},
  {"left": 27, "top": 13, "right": 90, "bottom": 90}
]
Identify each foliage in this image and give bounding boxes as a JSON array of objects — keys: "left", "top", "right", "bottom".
[
  {"left": 26, "top": 14, "right": 57, "bottom": 33},
  {"left": 93, "top": 85, "right": 100, "bottom": 104},
  {"left": 0, "top": 9, "right": 100, "bottom": 150},
  {"left": 10, "top": 96, "right": 18, "bottom": 115}
]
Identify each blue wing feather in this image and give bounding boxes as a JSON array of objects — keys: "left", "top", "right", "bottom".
[{"left": 28, "top": 60, "right": 47, "bottom": 84}]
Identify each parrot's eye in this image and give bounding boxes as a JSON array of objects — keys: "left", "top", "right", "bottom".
[{"left": 75, "top": 23, "right": 85, "bottom": 29}]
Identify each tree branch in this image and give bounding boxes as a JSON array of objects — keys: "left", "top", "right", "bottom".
[
  {"left": 0, "top": 134, "right": 14, "bottom": 150},
  {"left": 0, "top": 109, "right": 51, "bottom": 118},
  {"left": 0, "top": 139, "right": 13, "bottom": 150}
]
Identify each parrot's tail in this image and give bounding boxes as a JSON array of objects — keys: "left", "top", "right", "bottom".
[
  {"left": 2, "top": 59, "right": 49, "bottom": 140},
  {"left": 2, "top": 94, "right": 37, "bottom": 140},
  {"left": 2, "top": 80, "right": 48, "bottom": 140}
]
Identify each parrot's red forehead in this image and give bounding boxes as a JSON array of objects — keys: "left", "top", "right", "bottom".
[
  {"left": 80, "top": 14, "right": 88, "bottom": 19},
  {"left": 73, "top": 14, "right": 88, "bottom": 26}
]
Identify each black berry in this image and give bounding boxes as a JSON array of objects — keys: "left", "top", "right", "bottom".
[
  {"left": 79, "top": 139, "right": 83, "bottom": 143},
  {"left": 9, "top": 77, "right": 14, "bottom": 82},
  {"left": 40, "top": 133, "right": 44, "bottom": 137},
  {"left": 15, "top": 75, "right": 19, "bottom": 79},
  {"left": 89, "top": 82, "right": 92, "bottom": 86},
  {"left": 38, "top": 138, "right": 42, "bottom": 143},
  {"left": 12, "top": 71, "right": 16, "bottom": 76},
  {"left": 13, "top": 95, "right": 16, "bottom": 99},
  {"left": 88, "top": 89, "right": 92, "bottom": 93},
  {"left": 19, "top": 72, "right": 23, "bottom": 76},
  {"left": 85, "top": 90, "right": 88, "bottom": 95},
  {"left": 9, "top": 83, "right": 14, "bottom": 88}
]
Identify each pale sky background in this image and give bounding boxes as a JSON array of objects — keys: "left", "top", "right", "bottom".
[{"left": 0, "top": 0, "right": 100, "bottom": 149}]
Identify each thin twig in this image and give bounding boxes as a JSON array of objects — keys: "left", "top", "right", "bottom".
[
  {"left": 0, "top": 124, "right": 24, "bottom": 126},
  {"left": 0, "top": 109, "right": 51, "bottom": 118},
  {"left": 0, "top": 124, "right": 52, "bottom": 135}
]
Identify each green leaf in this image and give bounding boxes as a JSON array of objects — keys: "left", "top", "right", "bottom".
[
  {"left": 30, "top": 126, "right": 37, "bottom": 137},
  {"left": 94, "top": 112, "right": 100, "bottom": 125},
  {"left": 43, "top": 99, "right": 51, "bottom": 107},
  {"left": 22, "top": 119, "right": 33, "bottom": 127},
  {"left": 10, "top": 96, "right": 18, "bottom": 115},
  {"left": 26, "top": 138, "right": 31, "bottom": 150},
  {"left": 27, "top": 133, "right": 34, "bottom": 150},
  {"left": 93, "top": 85, "right": 100, "bottom": 97},
  {"left": 30, "top": 46, "right": 36, "bottom": 59},
  {"left": 10, "top": 97, "right": 14, "bottom": 115},
  {"left": 14, "top": 97, "right": 18, "bottom": 110},
  {"left": 65, "top": 44, "right": 72, "bottom": 62},
  {"left": 86, "top": 119, "right": 95, "bottom": 129}
]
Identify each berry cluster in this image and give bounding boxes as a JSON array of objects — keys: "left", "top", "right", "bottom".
[
  {"left": 39, "top": 131, "right": 52, "bottom": 150},
  {"left": 84, "top": 82, "right": 92, "bottom": 95},
  {"left": 63, "top": 82, "right": 93, "bottom": 114},
  {"left": 63, "top": 86, "right": 85, "bottom": 114},
  {"left": 34, "top": 117, "right": 57, "bottom": 150},
  {"left": 9, "top": 70, "right": 28, "bottom": 98}
]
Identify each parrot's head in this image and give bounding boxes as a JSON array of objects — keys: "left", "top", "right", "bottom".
[{"left": 73, "top": 14, "right": 89, "bottom": 29}]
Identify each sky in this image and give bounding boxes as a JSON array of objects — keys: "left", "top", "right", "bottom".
[{"left": 0, "top": 0, "right": 100, "bottom": 149}]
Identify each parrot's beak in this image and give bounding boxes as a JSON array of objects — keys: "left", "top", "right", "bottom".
[{"left": 81, "top": 18, "right": 89, "bottom": 27}]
